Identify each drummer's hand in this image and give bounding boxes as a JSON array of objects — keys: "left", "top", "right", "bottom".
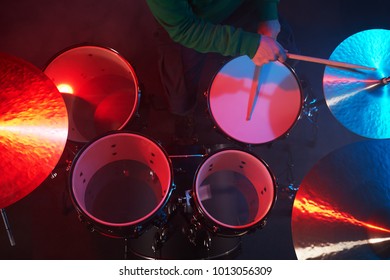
[
  {"left": 251, "top": 19, "right": 286, "bottom": 66},
  {"left": 251, "top": 35, "right": 287, "bottom": 66}
]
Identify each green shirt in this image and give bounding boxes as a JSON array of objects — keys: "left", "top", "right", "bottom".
[{"left": 146, "top": 0, "right": 280, "bottom": 58}]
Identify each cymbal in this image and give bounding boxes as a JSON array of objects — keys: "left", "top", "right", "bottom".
[
  {"left": 0, "top": 52, "right": 68, "bottom": 209},
  {"left": 292, "top": 140, "right": 390, "bottom": 259},
  {"left": 323, "top": 29, "right": 390, "bottom": 139}
]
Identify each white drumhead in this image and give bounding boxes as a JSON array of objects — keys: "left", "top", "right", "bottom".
[
  {"left": 194, "top": 149, "right": 275, "bottom": 230},
  {"left": 209, "top": 56, "right": 302, "bottom": 144},
  {"left": 44, "top": 45, "right": 139, "bottom": 142},
  {"left": 71, "top": 132, "right": 172, "bottom": 227}
]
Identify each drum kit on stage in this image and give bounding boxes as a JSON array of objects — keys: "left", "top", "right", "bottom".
[{"left": 1, "top": 29, "right": 389, "bottom": 259}]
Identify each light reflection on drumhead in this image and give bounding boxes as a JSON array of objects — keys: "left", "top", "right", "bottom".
[{"left": 208, "top": 56, "right": 302, "bottom": 144}]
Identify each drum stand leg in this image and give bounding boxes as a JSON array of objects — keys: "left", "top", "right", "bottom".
[
  {"left": 1, "top": 208, "right": 16, "bottom": 246},
  {"left": 279, "top": 86, "right": 324, "bottom": 198},
  {"left": 124, "top": 238, "right": 130, "bottom": 259}
]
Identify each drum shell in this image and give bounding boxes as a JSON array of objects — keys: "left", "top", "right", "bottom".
[
  {"left": 44, "top": 44, "right": 141, "bottom": 143},
  {"left": 192, "top": 148, "right": 277, "bottom": 237},
  {"left": 68, "top": 131, "right": 174, "bottom": 238}
]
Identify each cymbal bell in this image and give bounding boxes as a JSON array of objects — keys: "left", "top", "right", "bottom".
[
  {"left": 292, "top": 140, "right": 390, "bottom": 259},
  {"left": 323, "top": 29, "right": 390, "bottom": 139},
  {"left": 0, "top": 52, "right": 68, "bottom": 209}
]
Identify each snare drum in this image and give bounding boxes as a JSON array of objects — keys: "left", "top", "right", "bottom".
[
  {"left": 69, "top": 132, "right": 173, "bottom": 238},
  {"left": 208, "top": 56, "right": 303, "bottom": 145},
  {"left": 192, "top": 149, "right": 276, "bottom": 237},
  {"left": 44, "top": 45, "right": 140, "bottom": 143}
]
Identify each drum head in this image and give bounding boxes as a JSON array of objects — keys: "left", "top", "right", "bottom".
[
  {"left": 208, "top": 56, "right": 302, "bottom": 144},
  {"left": 44, "top": 45, "right": 139, "bottom": 143},
  {"left": 70, "top": 132, "right": 172, "bottom": 232},
  {"left": 194, "top": 149, "right": 276, "bottom": 234}
]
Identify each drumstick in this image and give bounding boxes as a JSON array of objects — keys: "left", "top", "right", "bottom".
[
  {"left": 286, "top": 53, "right": 376, "bottom": 71},
  {"left": 246, "top": 65, "right": 262, "bottom": 120}
]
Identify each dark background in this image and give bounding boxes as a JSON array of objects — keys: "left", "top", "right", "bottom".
[{"left": 0, "top": 0, "right": 389, "bottom": 259}]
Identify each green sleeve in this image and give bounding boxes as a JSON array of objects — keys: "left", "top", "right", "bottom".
[
  {"left": 257, "top": 0, "right": 280, "bottom": 21},
  {"left": 146, "top": 0, "right": 279, "bottom": 58}
]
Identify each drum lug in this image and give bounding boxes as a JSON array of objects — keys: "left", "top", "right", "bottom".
[
  {"left": 78, "top": 213, "right": 95, "bottom": 233},
  {"left": 85, "top": 221, "right": 95, "bottom": 233},
  {"left": 258, "top": 218, "right": 267, "bottom": 230},
  {"left": 79, "top": 216, "right": 95, "bottom": 232},
  {"left": 211, "top": 225, "right": 219, "bottom": 234},
  {"left": 77, "top": 213, "right": 84, "bottom": 223}
]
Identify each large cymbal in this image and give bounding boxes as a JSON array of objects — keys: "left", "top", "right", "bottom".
[
  {"left": 323, "top": 29, "right": 390, "bottom": 139},
  {"left": 292, "top": 140, "right": 390, "bottom": 259},
  {"left": 0, "top": 52, "right": 68, "bottom": 209}
]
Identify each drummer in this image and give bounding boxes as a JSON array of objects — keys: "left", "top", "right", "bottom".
[{"left": 145, "top": 0, "right": 288, "bottom": 145}]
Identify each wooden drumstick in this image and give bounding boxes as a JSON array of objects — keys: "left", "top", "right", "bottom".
[
  {"left": 286, "top": 53, "right": 376, "bottom": 71},
  {"left": 246, "top": 65, "right": 262, "bottom": 121}
]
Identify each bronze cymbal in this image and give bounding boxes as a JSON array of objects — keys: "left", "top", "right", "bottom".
[
  {"left": 323, "top": 29, "right": 390, "bottom": 139},
  {"left": 0, "top": 52, "right": 68, "bottom": 209},
  {"left": 292, "top": 140, "right": 390, "bottom": 259}
]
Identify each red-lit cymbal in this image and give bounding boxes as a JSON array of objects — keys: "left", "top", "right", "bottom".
[
  {"left": 292, "top": 140, "right": 390, "bottom": 259},
  {"left": 0, "top": 52, "right": 68, "bottom": 209}
]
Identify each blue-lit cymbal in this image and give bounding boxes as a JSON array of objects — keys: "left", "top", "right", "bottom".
[
  {"left": 323, "top": 29, "right": 390, "bottom": 139},
  {"left": 292, "top": 139, "right": 390, "bottom": 260}
]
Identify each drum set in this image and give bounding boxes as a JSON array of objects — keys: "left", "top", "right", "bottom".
[{"left": 1, "top": 28, "right": 389, "bottom": 259}]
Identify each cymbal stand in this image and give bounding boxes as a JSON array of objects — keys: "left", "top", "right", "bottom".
[
  {"left": 1, "top": 208, "right": 16, "bottom": 246},
  {"left": 301, "top": 78, "right": 326, "bottom": 147},
  {"left": 279, "top": 81, "right": 324, "bottom": 198}
]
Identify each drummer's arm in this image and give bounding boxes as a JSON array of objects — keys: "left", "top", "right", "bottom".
[
  {"left": 146, "top": 0, "right": 260, "bottom": 58},
  {"left": 256, "top": 0, "right": 281, "bottom": 39},
  {"left": 252, "top": 1, "right": 286, "bottom": 66}
]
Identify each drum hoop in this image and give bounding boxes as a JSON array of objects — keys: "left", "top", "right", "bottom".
[
  {"left": 43, "top": 44, "right": 141, "bottom": 141},
  {"left": 69, "top": 130, "right": 174, "bottom": 228},
  {"left": 207, "top": 56, "right": 304, "bottom": 145},
  {"left": 192, "top": 147, "right": 277, "bottom": 233}
]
